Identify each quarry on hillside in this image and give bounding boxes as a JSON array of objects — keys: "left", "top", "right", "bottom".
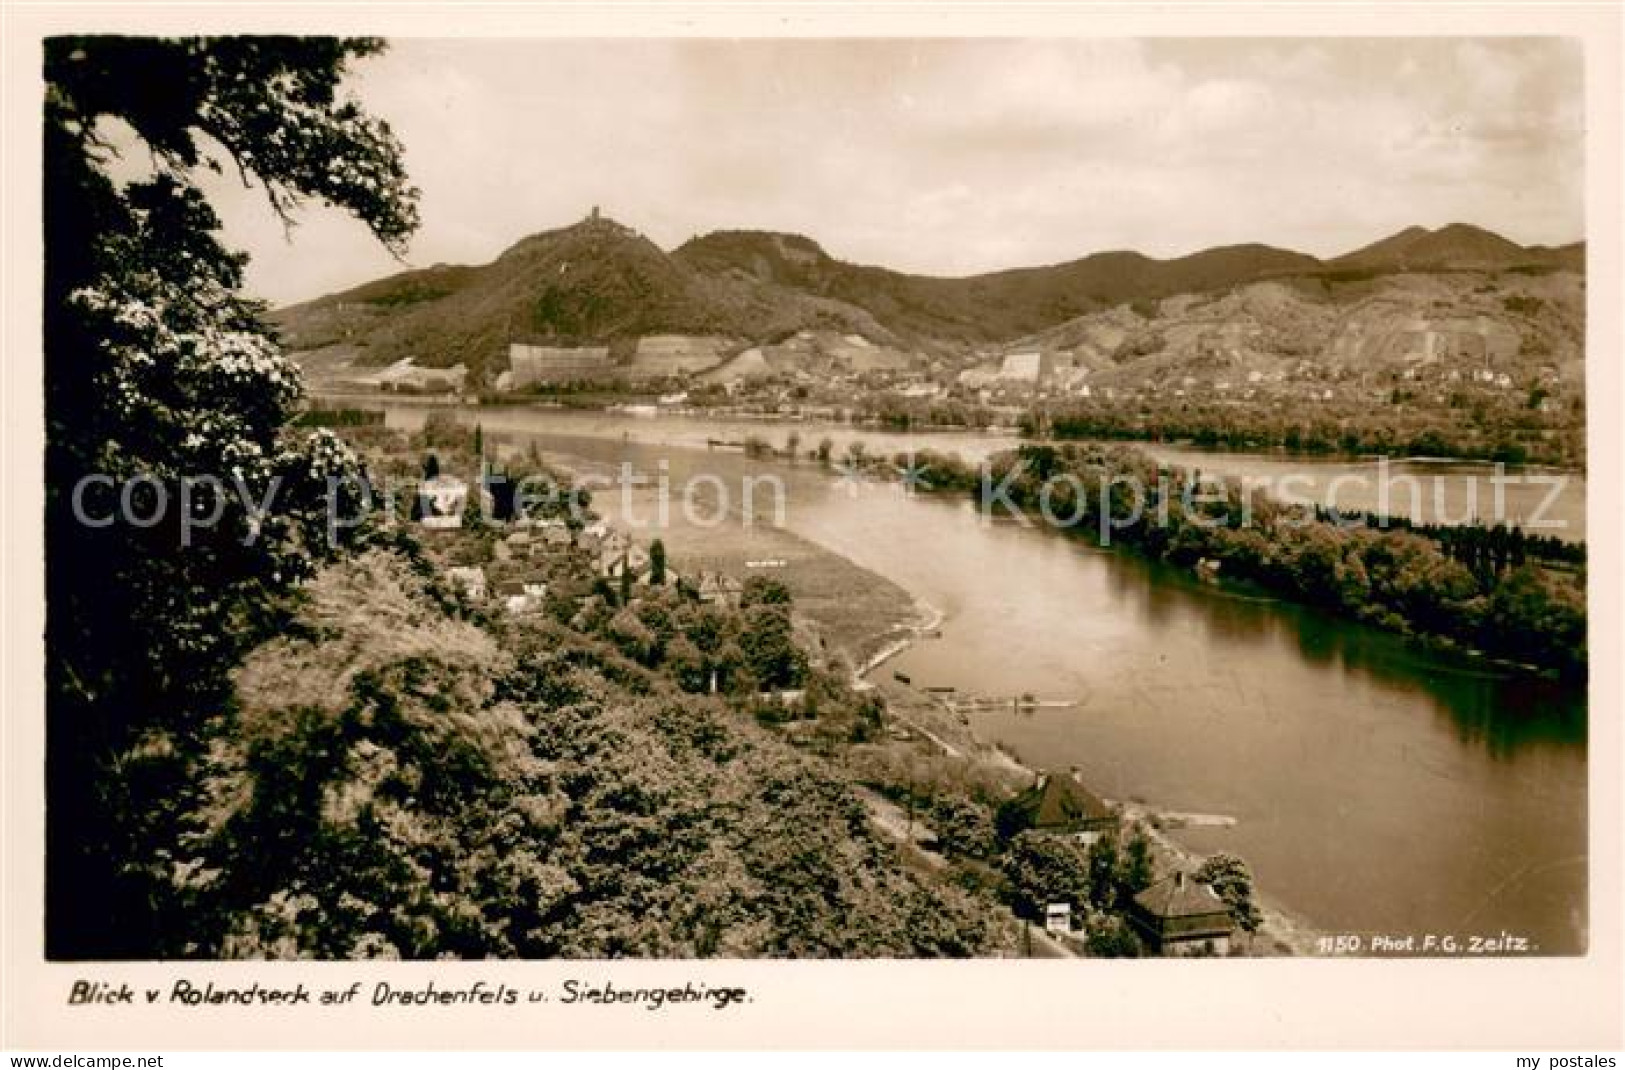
[{"left": 278, "top": 215, "right": 1584, "bottom": 461}]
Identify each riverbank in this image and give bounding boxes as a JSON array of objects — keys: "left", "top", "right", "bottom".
[
  {"left": 1039, "top": 430, "right": 1585, "bottom": 473},
  {"left": 537, "top": 439, "right": 1320, "bottom": 955},
  {"left": 1114, "top": 801, "right": 1322, "bottom": 957},
  {"left": 312, "top": 389, "right": 1585, "bottom": 473},
  {"left": 908, "top": 445, "right": 1585, "bottom": 680},
  {"left": 869, "top": 665, "right": 1324, "bottom": 958},
  {"left": 436, "top": 413, "right": 1584, "bottom": 954},
  {"left": 854, "top": 599, "right": 945, "bottom": 681}
]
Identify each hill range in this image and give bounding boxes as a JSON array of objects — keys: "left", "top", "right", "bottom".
[{"left": 272, "top": 214, "right": 1584, "bottom": 389}]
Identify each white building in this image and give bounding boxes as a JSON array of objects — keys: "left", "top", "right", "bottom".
[
  {"left": 419, "top": 475, "right": 471, "bottom": 529},
  {"left": 496, "top": 577, "right": 548, "bottom": 614},
  {"left": 445, "top": 566, "right": 487, "bottom": 602}
]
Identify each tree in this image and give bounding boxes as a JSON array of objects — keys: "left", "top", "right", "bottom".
[
  {"left": 1003, "top": 831, "right": 1091, "bottom": 921},
  {"left": 739, "top": 606, "right": 806, "bottom": 690},
  {"left": 1083, "top": 915, "right": 1142, "bottom": 958},
  {"left": 44, "top": 36, "right": 418, "bottom": 957},
  {"left": 606, "top": 607, "right": 657, "bottom": 665},
  {"left": 849, "top": 693, "right": 884, "bottom": 743},
  {"left": 740, "top": 575, "right": 792, "bottom": 609},
  {"left": 484, "top": 471, "right": 518, "bottom": 522},
  {"left": 994, "top": 794, "right": 1035, "bottom": 842},
  {"left": 649, "top": 538, "right": 667, "bottom": 586},
  {"left": 462, "top": 484, "right": 487, "bottom": 533},
  {"left": 1195, "top": 853, "right": 1261, "bottom": 934},
  {"left": 1085, "top": 831, "right": 1121, "bottom": 909},
  {"left": 928, "top": 796, "right": 996, "bottom": 859},
  {"left": 423, "top": 452, "right": 440, "bottom": 480},
  {"left": 1114, "top": 827, "right": 1154, "bottom": 907},
  {"left": 663, "top": 635, "right": 709, "bottom": 693}
]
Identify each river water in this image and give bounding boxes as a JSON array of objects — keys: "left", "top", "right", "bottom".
[
  {"left": 367, "top": 402, "right": 1590, "bottom": 954},
  {"left": 390, "top": 405, "right": 1587, "bottom": 538}
]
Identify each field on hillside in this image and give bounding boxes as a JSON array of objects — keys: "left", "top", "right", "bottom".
[{"left": 544, "top": 460, "right": 925, "bottom": 673}]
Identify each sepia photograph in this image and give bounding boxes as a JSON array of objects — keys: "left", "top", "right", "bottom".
[{"left": 4, "top": 2, "right": 1622, "bottom": 1056}]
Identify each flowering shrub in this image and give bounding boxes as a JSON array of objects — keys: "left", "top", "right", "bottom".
[{"left": 45, "top": 37, "right": 419, "bottom": 958}]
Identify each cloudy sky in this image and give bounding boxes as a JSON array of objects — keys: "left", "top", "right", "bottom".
[{"left": 194, "top": 37, "right": 1585, "bottom": 307}]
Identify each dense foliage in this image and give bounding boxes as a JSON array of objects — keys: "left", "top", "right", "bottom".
[
  {"left": 45, "top": 36, "right": 418, "bottom": 957},
  {"left": 1002, "top": 829, "right": 1152, "bottom": 919},
  {"left": 1017, "top": 445, "right": 1584, "bottom": 677},
  {"left": 874, "top": 443, "right": 1585, "bottom": 680},
  {"left": 1194, "top": 854, "right": 1261, "bottom": 934},
  {"left": 166, "top": 550, "right": 998, "bottom": 958},
  {"left": 1032, "top": 392, "right": 1584, "bottom": 467}
]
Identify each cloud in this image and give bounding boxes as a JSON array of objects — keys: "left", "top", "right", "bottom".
[{"left": 164, "top": 37, "right": 1584, "bottom": 305}]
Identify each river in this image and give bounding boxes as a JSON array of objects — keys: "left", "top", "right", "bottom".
[
  {"left": 364, "top": 401, "right": 1590, "bottom": 955},
  {"left": 359, "top": 403, "right": 1586, "bottom": 538}
]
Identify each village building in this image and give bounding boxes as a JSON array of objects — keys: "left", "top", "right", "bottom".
[
  {"left": 1044, "top": 902, "right": 1073, "bottom": 935},
  {"left": 600, "top": 544, "right": 650, "bottom": 580},
  {"left": 957, "top": 366, "right": 999, "bottom": 390},
  {"left": 695, "top": 570, "right": 745, "bottom": 608},
  {"left": 444, "top": 566, "right": 487, "bottom": 603},
  {"left": 384, "top": 361, "right": 467, "bottom": 393},
  {"left": 1129, "top": 872, "right": 1235, "bottom": 956},
  {"left": 346, "top": 357, "right": 467, "bottom": 394},
  {"left": 1004, "top": 769, "right": 1118, "bottom": 844},
  {"left": 577, "top": 520, "right": 615, "bottom": 556},
  {"left": 589, "top": 530, "right": 633, "bottom": 572},
  {"left": 529, "top": 520, "right": 575, "bottom": 549},
  {"left": 418, "top": 475, "right": 472, "bottom": 529},
  {"left": 503, "top": 530, "right": 533, "bottom": 558},
  {"left": 494, "top": 576, "right": 548, "bottom": 614}
]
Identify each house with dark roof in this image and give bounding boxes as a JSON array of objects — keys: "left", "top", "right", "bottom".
[
  {"left": 1129, "top": 872, "right": 1235, "bottom": 956},
  {"left": 1001, "top": 769, "right": 1118, "bottom": 843},
  {"left": 695, "top": 570, "right": 745, "bottom": 608},
  {"left": 494, "top": 576, "right": 547, "bottom": 614}
]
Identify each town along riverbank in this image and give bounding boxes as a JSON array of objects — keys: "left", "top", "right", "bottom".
[
  {"left": 535, "top": 441, "right": 1320, "bottom": 956},
  {"left": 391, "top": 411, "right": 1585, "bottom": 956},
  {"left": 860, "top": 673, "right": 1321, "bottom": 957}
]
